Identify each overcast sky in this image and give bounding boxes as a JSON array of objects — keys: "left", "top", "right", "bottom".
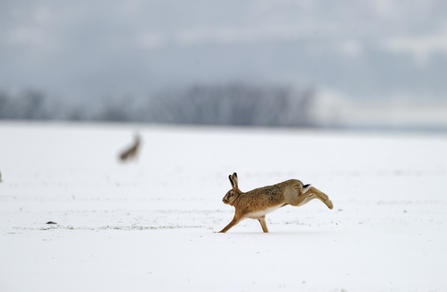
[{"left": 1, "top": 1, "right": 447, "bottom": 104}]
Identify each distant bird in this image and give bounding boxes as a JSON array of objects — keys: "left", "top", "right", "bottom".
[{"left": 119, "top": 133, "right": 141, "bottom": 162}]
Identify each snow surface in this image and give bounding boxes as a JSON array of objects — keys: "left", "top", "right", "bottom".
[{"left": 1, "top": 122, "right": 447, "bottom": 292}]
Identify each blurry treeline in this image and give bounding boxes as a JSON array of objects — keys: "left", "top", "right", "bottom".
[{"left": 0, "top": 83, "right": 315, "bottom": 127}]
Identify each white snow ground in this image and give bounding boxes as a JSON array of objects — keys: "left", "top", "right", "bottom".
[{"left": 1, "top": 122, "right": 447, "bottom": 292}]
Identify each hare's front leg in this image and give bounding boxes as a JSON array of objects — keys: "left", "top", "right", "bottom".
[
  {"left": 257, "top": 216, "right": 269, "bottom": 233},
  {"left": 219, "top": 216, "right": 242, "bottom": 233}
]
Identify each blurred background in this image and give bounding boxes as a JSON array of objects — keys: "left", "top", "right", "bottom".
[{"left": 1, "top": 0, "right": 447, "bottom": 130}]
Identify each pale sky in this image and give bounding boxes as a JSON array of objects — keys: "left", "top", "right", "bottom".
[{"left": 1, "top": 1, "right": 447, "bottom": 103}]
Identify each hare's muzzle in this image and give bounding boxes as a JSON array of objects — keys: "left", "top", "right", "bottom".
[{"left": 222, "top": 194, "right": 231, "bottom": 204}]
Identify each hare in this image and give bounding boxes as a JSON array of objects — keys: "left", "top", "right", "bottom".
[
  {"left": 119, "top": 133, "right": 141, "bottom": 162},
  {"left": 0, "top": 171, "right": 2, "bottom": 183},
  {"left": 219, "top": 173, "right": 333, "bottom": 233}
]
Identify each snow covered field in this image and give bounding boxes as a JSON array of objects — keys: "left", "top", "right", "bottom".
[{"left": 1, "top": 122, "right": 447, "bottom": 292}]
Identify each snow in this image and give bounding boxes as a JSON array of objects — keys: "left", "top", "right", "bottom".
[{"left": 1, "top": 122, "right": 447, "bottom": 291}]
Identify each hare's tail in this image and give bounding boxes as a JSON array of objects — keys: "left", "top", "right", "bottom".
[{"left": 302, "top": 183, "right": 311, "bottom": 192}]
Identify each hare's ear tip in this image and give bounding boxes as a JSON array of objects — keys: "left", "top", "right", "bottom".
[{"left": 233, "top": 172, "right": 237, "bottom": 177}]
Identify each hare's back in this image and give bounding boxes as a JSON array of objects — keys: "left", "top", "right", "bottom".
[{"left": 243, "top": 184, "right": 284, "bottom": 204}]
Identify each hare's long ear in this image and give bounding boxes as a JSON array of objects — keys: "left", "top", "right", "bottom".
[
  {"left": 228, "top": 172, "right": 241, "bottom": 192},
  {"left": 228, "top": 174, "right": 236, "bottom": 189},
  {"left": 232, "top": 172, "right": 238, "bottom": 188}
]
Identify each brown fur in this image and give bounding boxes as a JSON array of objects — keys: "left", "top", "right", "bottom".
[
  {"left": 219, "top": 172, "right": 333, "bottom": 233},
  {"left": 119, "top": 133, "right": 141, "bottom": 161}
]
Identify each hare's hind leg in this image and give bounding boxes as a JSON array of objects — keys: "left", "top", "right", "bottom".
[
  {"left": 292, "top": 186, "right": 333, "bottom": 209},
  {"left": 257, "top": 217, "right": 269, "bottom": 233},
  {"left": 305, "top": 186, "right": 333, "bottom": 209}
]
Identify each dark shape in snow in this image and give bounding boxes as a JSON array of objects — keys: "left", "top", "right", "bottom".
[{"left": 119, "top": 132, "right": 141, "bottom": 162}]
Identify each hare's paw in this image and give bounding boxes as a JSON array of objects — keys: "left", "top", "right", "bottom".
[{"left": 326, "top": 199, "right": 334, "bottom": 209}]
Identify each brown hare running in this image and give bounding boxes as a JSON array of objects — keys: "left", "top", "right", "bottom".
[
  {"left": 219, "top": 172, "right": 333, "bottom": 233},
  {"left": 119, "top": 133, "right": 141, "bottom": 162}
]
